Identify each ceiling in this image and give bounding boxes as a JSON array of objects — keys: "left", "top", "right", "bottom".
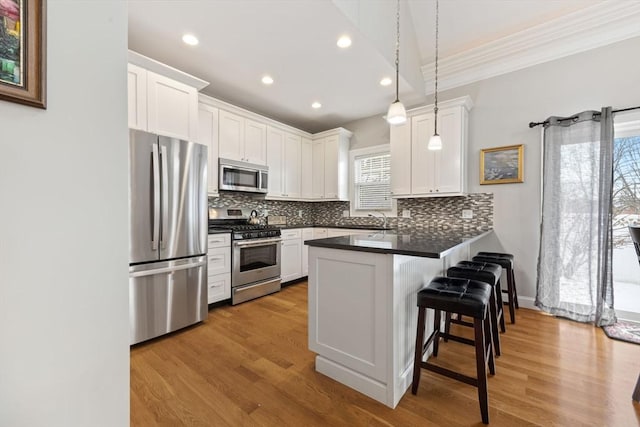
[{"left": 128, "top": 0, "right": 635, "bottom": 133}]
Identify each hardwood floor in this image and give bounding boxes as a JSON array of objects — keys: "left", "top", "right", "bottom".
[{"left": 131, "top": 282, "right": 640, "bottom": 426}]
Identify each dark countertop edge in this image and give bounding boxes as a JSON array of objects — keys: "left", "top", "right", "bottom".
[
  {"left": 437, "top": 230, "right": 494, "bottom": 258},
  {"left": 274, "top": 224, "right": 395, "bottom": 231},
  {"left": 305, "top": 230, "right": 494, "bottom": 259}
]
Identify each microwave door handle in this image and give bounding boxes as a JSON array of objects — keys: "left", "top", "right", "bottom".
[
  {"left": 160, "top": 144, "right": 169, "bottom": 249},
  {"left": 151, "top": 144, "right": 160, "bottom": 251}
]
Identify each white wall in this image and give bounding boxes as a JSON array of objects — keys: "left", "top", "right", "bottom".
[
  {"left": 343, "top": 113, "right": 390, "bottom": 151},
  {"left": 444, "top": 36, "right": 640, "bottom": 306},
  {"left": 0, "top": 2, "right": 129, "bottom": 426},
  {"left": 343, "top": 36, "right": 640, "bottom": 306}
]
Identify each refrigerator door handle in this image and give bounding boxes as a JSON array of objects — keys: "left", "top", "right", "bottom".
[
  {"left": 160, "top": 144, "right": 169, "bottom": 249},
  {"left": 151, "top": 143, "right": 160, "bottom": 251},
  {"left": 129, "top": 259, "right": 206, "bottom": 278}
]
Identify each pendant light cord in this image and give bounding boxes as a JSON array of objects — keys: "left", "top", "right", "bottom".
[
  {"left": 395, "top": 0, "right": 400, "bottom": 103},
  {"left": 433, "top": 0, "right": 439, "bottom": 135}
]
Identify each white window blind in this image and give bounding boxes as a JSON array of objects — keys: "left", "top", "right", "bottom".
[{"left": 354, "top": 152, "right": 391, "bottom": 210}]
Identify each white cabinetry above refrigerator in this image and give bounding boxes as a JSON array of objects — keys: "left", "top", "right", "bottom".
[{"left": 127, "top": 51, "right": 208, "bottom": 142}]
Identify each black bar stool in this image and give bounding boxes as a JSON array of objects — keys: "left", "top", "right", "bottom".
[
  {"left": 412, "top": 276, "right": 495, "bottom": 424},
  {"left": 473, "top": 252, "right": 519, "bottom": 324},
  {"left": 446, "top": 261, "right": 506, "bottom": 356}
]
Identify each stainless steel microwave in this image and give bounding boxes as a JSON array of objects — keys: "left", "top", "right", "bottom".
[{"left": 219, "top": 158, "right": 268, "bottom": 194}]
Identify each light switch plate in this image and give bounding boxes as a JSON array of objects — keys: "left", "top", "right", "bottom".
[
  {"left": 402, "top": 209, "right": 411, "bottom": 218},
  {"left": 342, "top": 210, "right": 350, "bottom": 217},
  {"left": 462, "top": 209, "right": 473, "bottom": 219}
]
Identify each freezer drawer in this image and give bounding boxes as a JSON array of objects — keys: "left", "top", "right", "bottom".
[{"left": 129, "top": 256, "right": 207, "bottom": 345}]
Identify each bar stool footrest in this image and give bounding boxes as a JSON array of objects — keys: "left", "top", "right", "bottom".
[{"left": 421, "top": 361, "right": 478, "bottom": 387}]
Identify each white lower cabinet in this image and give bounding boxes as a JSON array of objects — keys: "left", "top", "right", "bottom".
[
  {"left": 207, "top": 233, "right": 231, "bottom": 304},
  {"left": 312, "top": 228, "right": 328, "bottom": 239},
  {"left": 281, "top": 229, "right": 302, "bottom": 283},
  {"left": 207, "top": 274, "right": 231, "bottom": 305},
  {"left": 285, "top": 227, "right": 379, "bottom": 282}
]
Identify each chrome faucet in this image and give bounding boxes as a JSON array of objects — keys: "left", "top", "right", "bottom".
[{"left": 368, "top": 211, "right": 388, "bottom": 229}]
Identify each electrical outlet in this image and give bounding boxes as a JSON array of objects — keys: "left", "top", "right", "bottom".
[
  {"left": 343, "top": 210, "right": 350, "bottom": 218},
  {"left": 298, "top": 210, "right": 303, "bottom": 218},
  {"left": 402, "top": 209, "right": 411, "bottom": 218},
  {"left": 462, "top": 209, "right": 473, "bottom": 219}
]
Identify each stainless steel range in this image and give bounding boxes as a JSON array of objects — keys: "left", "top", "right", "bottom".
[{"left": 209, "top": 208, "right": 281, "bottom": 305}]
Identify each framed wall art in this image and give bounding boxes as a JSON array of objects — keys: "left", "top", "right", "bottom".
[
  {"left": 0, "top": 0, "right": 46, "bottom": 108},
  {"left": 480, "top": 144, "right": 524, "bottom": 185}
]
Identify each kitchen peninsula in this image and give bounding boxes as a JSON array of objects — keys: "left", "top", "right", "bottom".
[{"left": 305, "top": 229, "right": 492, "bottom": 408}]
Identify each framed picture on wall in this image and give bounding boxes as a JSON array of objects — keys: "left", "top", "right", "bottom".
[
  {"left": 480, "top": 144, "right": 524, "bottom": 185},
  {"left": 0, "top": 0, "right": 46, "bottom": 109}
]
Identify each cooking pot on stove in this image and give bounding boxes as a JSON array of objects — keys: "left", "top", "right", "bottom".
[{"left": 248, "top": 210, "right": 260, "bottom": 225}]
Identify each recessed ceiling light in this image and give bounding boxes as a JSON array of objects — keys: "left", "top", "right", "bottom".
[
  {"left": 380, "top": 77, "right": 392, "bottom": 86},
  {"left": 261, "top": 75, "right": 274, "bottom": 85},
  {"left": 311, "top": 102, "right": 322, "bottom": 109},
  {"left": 337, "top": 36, "right": 352, "bottom": 48},
  {"left": 182, "top": 34, "right": 199, "bottom": 46}
]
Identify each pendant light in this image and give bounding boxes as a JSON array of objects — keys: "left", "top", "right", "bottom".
[
  {"left": 387, "top": 0, "right": 406, "bottom": 125},
  {"left": 428, "top": 0, "right": 442, "bottom": 150}
]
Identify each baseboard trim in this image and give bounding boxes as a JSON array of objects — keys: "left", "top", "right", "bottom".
[
  {"left": 515, "top": 296, "right": 640, "bottom": 322},
  {"left": 515, "top": 296, "right": 538, "bottom": 310}
]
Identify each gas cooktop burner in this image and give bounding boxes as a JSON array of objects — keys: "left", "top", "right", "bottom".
[{"left": 208, "top": 207, "right": 282, "bottom": 240}]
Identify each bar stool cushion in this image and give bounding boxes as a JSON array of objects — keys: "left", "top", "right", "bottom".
[
  {"left": 448, "top": 261, "right": 502, "bottom": 286},
  {"left": 472, "top": 255, "right": 512, "bottom": 270},
  {"left": 476, "top": 251, "right": 514, "bottom": 260},
  {"left": 418, "top": 277, "right": 491, "bottom": 319}
]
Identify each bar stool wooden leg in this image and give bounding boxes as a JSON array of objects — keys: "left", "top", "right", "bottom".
[
  {"left": 505, "top": 270, "right": 516, "bottom": 324},
  {"left": 412, "top": 306, "right": 427, "bottom": 394},
  {"left": 496, "top": 279, "right": 506, "bottom": 333},
  {"left": 633, "top": 373, "right": 640, "bottom": 402},
  {"left": 432, "top": 309, "right": 441, "bottom": 357},
  {"left": 488, "top": 287, "right": 501, "bottom": 357},
  {"left": 444, "top": 312, "right": 451, "bottom": 342},
  {"left": 511, "top": 268, "right": 519, "bottom": 309},
  {"left": 474, "top": 317, "right": 490, "bottom": 424}
]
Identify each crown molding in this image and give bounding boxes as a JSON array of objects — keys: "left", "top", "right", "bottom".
[
  {"left": 421, "top": 2, "right": 640, "bottom": 94},
  {"left": 129, "top": 50, "right": 209, "bottom": 90}
]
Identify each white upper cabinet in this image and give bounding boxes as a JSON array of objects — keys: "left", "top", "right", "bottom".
[
  {"left": 197, "top": 90, "right": 352, "bottom": 202},
  {"left": 266, "top": 127, "right": 302, "bottom": 199},
  {"left": 127, "top": 52, "right": 208, "bottom": 142},
  {"left": 198, "top": 103, "right": 219, "bottom": 196},
  {"left": 311, "top": 139, "right": 325, "bottom": 199},
  {"left": 301, "top": 137, "right": 313, "bottom": 199},
  {"left": 127, "top": 64, "right": 147, "bottom": 131},
  {"left": 312, "top": 129, "right": 351, "bottom": 201},
  {"left": 146, "top": 73, "right": 198, "bottom": 140},
  {"left": 219, "top": 110, "right": 267, "bottom": 165},
  {"left": 391, "top": 96, "right": 472, "bottom": 197},
  {"left": 284, "top": 133, "right": 301, "bottom": 198},
  {"left": 266, "top": 126, "right": 285, "bottom": 197}
]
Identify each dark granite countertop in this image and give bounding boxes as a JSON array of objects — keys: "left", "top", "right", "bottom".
[
  {"left": 304, "top": 230, "right": 493, "bottom": 259},
  {"left": 276, "top": 224, "right": 395, "bottom": 231}
]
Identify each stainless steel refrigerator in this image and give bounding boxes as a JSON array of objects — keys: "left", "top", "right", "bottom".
[{"left": 129, "top": 129, "right": 208, "bottom": 345}]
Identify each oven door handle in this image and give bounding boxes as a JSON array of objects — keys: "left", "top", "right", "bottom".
[{"left": 233, "top": 238, "right": 282, "bottom": 248}]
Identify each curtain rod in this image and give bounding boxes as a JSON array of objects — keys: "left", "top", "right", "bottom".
[{"left": 528, "top": 106, "right": 640, "bottom": 128}]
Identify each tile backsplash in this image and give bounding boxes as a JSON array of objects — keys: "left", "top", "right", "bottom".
[{"left": 209, "top": 192, "right": 493, "bottom": 231}]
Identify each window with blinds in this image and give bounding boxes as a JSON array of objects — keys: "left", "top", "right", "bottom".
[{"left": 354, "top": 152, "right": 392, "bottom": 210}]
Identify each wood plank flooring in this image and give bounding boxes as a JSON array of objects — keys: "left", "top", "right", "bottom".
[{"left": 130, "top": 282, "right": 640, "bottom": 426}]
